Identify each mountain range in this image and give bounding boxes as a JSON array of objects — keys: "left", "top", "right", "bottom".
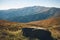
[
  {"left": 0, "top": 6, "right": 60, "bottom": 22},
  {"left": 0, "top": 6, "right": 60, "bottom": 40}
]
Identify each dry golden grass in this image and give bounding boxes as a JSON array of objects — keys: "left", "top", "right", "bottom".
[
  {"left": 0, "top": 17, "right": 60, "bottom": 40},
  {"left": 27, "top": 17, "right": 60, "bottom": 28}
]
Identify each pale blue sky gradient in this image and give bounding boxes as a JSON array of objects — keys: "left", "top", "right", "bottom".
[{"left": 0, "top": 0, "right": 60, "bottom": 10}]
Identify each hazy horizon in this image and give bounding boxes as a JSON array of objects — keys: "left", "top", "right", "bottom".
[{"left": 0, "top": 0, "right": 60, "bottom": 10}]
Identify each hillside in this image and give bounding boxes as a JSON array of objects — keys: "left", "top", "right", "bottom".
[
  {"left": 26, "top": 17, "right": 60, "bottom": 40},
  {"left": 0, "top": 6, "right": 60, "bottom": 22},
  {"left": 0, "top": 19, "right": 60, "bottom": 40},
  {"left": 27, "top": 17, "right": 60, "bottom": 27}
]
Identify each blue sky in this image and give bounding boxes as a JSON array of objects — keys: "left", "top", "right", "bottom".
[{"left": 0, "top": 0, "right": 60, "bottom": 10}]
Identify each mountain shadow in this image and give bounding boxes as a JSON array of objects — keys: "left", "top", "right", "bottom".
[
  {"left": 22, "top": 28, "right": 56, "bottom": 40},
  {"left": 0, "top": 6, "right": 60, "bottom": 23}
]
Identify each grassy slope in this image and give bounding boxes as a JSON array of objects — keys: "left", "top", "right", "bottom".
[
  {"left": 27, "top": 17, "right": 60, "bottom": 40},
  {"left": 0, "top": 17, "right": 60, "bottom": 40}
]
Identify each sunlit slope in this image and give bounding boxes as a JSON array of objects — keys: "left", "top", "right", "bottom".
[{"left": 27, "top": 17, "right": 60, "bottom": 27}]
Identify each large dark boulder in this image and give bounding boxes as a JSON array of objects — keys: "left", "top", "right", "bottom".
[{"left": 22, "top": 28, "right": 54, "bottom": 40}]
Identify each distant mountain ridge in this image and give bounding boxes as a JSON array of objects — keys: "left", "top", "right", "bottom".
[{"left": 0, "top": 6, "right": 60, "bottom": 22}]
